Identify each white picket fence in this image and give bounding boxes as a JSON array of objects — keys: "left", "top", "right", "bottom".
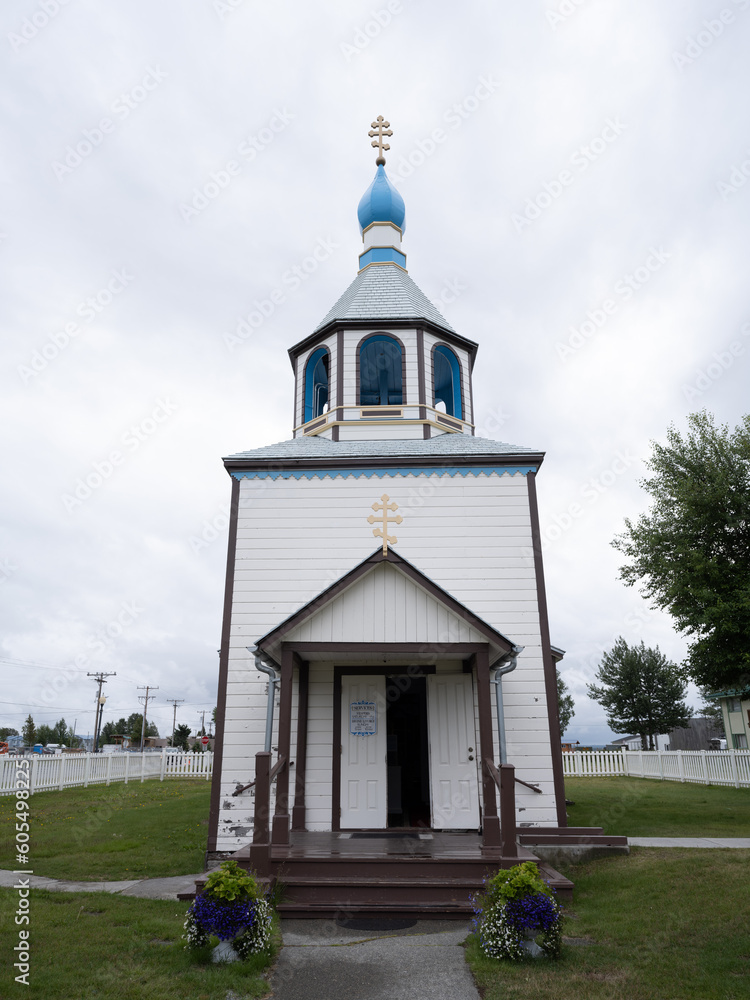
[
  {"left": 562, "top": 749, "right": 750, "bottom": 788},
  {"left": 0, "top": 751, "right": 213, "bottom": 796}
]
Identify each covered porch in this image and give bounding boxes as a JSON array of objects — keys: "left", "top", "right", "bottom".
[{"left": 223, "top": 548, "right": 581, "bottom": 914}]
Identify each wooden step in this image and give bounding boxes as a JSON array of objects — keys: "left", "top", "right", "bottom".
[
  {"left": 520, "top": 834, "right": 628, "bottom": 846},
  {"left": 277, "top": 899, "right": 474, "bottom": 919}
]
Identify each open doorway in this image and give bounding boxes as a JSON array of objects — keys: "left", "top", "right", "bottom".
[{"left": 386, "top": 675, "right": 430, "bottom": 828}]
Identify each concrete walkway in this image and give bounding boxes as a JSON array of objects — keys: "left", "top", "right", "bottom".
[
  {"left": 3, "top": 836, "right": 750, "bottom": 897},
  {"left": 268, "top": 919, "right": 479, "bottom": 1000},
  {"left": 627, "top": 837, "right": 750, "bottom": 848},
  {"left": 0, "top": 868, "right": 214, "bottom": 899}
]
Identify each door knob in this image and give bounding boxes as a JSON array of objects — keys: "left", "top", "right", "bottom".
[{"left": 468, "top": 755, "right": 474, "bottom": 761}]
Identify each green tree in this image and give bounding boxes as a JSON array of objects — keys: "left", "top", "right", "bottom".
[
  {"left": 613, "top": 411, "right": 750, "bottom": 692},
  {"left": 22, "top": 715, "right": 36, "bottom": 746},
  {"left": 556, "top": 670, "right": 574, "bottom": 735},
  {"left": 50, "top": 718, "right": 78, "bottom": 746},
  {"left": 699, "top": 688, "right": 726, "bottom": 737},
  {"left": 36, "top": 723, "right": 55, "bottom": 745},
  {"left": 100, "top": 718, "right": 129, "bottom": 744},
  {"left": 126, "top": 713, "right": 159, "bottom": 743},
  {"left": 171, "top": 723, "right": 192, "bottom": 749},
  {"left": 0, "top": 727, "right": 19, "bottom": 741},
  {"left": 587, "top": 637, "right": 693, "bottom": 749}
]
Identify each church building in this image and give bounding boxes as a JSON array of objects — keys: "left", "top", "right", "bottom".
[{"left": 206, "top": 120, "right": 619, "bottom": 915}]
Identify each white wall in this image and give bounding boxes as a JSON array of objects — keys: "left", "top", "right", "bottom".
[{"left": 214, "top": 468, "right": 558, "bottom": 850}]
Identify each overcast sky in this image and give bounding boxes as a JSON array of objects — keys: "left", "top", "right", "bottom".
[{"left": 2, "top": 0, "right": 748, "bottom": 746}]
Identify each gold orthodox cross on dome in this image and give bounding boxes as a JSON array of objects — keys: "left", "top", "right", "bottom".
[
  {"left": 369, "top": 116, "right": 393, "bottom": 165},
  {"left": 368, "top": 493, "right": 403, "bottom": 555}
]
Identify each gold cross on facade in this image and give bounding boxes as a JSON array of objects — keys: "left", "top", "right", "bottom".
[
  {"left": 369, "top": 116, "right": 393, "bottom": 165},
  {"left": 367, "top": 493, "right": 403, "bottom": 555}
]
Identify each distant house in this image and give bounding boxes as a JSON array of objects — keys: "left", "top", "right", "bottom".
[
  {"left": 664, "top": 716, "right": 723, "bottom": 751},
  {"left": 705, "top": 689, "right": 750, "bottom": 750},
  {"left": 609, "top": 734, "right": 669, "bottom": 751}
]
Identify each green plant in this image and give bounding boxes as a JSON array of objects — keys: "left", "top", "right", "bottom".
[
  {"left": 202, "top": 859, "right": 260, "bottom": 902},
  {"left": 481, "top": 861, "right": 554, "bottom": 906},
  {"left": 184, "top": 860, "right": 272, "bottom": 958},
  {"left": 473, "top": 862, "right": 562, "bottom": 961}
]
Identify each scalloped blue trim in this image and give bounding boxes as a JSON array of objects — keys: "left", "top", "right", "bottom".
[{"left": 230, "top": 465, "right": 537, "bottom": 481}]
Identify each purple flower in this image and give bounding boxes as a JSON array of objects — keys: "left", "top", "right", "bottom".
[
  {"left": 504, "top": 893, "right": 559, "bottom": 933},
  {"left": 190, "top": 894, "right": 257, "bottom": 941}
]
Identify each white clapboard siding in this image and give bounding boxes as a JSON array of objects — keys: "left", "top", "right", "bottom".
[
  {"left": 285, "top": 562, "right": 487, "bottom": 645},
  {"left": 214, "top": 466, "right": 559, "bottom": 849}
]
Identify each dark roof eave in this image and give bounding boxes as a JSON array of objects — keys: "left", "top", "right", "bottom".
[
  {"left": 223, "top": 451, "right": 546, "bottom": 472},
  {"left": 288, "top": 317, "right": 479, "bottom": 370}
]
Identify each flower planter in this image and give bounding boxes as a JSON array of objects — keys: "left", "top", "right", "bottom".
[
  {"left": 183, "top": 860, "right": 273, "bottom": 959},
  {"left": 472, "top": 861, "right": 563, "bottom": 961}
]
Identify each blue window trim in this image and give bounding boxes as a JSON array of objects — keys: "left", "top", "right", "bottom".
[
  {"left": 359, "top": 334, "right": 403, "bottom": 406},
  {"left": 433, "top": 345, "right": 463, "bottom": 420},
  {"left": 304, "top": 347, "right": 329, "bottom": 423}
]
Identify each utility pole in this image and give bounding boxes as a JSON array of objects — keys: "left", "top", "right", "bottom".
[
  {"left": 198, "top": 709, "right": 206, "bottom": 737},
  {"left": 88, "top": 672, "right": 116, "bottom": 752},
  {"left": 166, "top": 698, "right": 184, "bottom": 747},
  {"left": 137, "top": 685, "right": 158, "bottom": 751}
]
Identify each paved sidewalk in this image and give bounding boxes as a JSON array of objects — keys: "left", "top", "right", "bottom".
[
  {"left": 628, "top": 837, "right": 750, "bottom": 848},
  {"left": 268, "top": 919, "right": 479, "bottom": 1000},
  {"left": 0, "top": 868, "right": 212, "bottom": 899},
  {"left": 3, "top": 837, "right": 750, "bottom": 899}
]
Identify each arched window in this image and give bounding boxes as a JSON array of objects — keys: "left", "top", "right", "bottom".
[
  {"left": 359, "top": 335, "right": 403, "bottom": 406},
  {"left": 433, "top": 346, "right": 462, "bottom": 419},
  {"left": 304, "top": 347, "right": 329, "bottom": 422}
]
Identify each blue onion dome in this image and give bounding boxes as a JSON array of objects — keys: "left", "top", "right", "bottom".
[{"left": 357, "top": 164, "right": 406, "bottom": 234}]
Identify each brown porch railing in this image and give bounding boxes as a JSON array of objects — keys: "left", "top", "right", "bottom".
[
  {"left": 484, "top": 758, "right": 518, "bottom": 857},
  {"left": 246, "top": 751, "right": 287, "bottom": 875}
]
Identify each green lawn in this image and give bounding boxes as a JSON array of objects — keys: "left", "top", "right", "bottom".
[
  {"left": 0, "top": 887, "right": 277, "bottom": 1000},
  {"left": 564, "top": 776, "right": 750, "bottom": 836},
  {"left": 467, "top": 848, "right": 750, "bottom": 1000},
  {"left": 0, "top": 779, "right": 211, "bottom": 880}
]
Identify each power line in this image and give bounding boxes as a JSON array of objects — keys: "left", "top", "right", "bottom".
[
  {"left": 137, "top": 685, "right": 158, "bottom": 751},
  {"left": 165, "top": 698, "right": 185, "bottom": 747},
  {"left": 88, "top": 672, "right": 116, "bottom": 752}
]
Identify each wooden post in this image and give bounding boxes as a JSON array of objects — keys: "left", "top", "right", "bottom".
[
  {"left": 83, "top": 753, "right": 91, "bottom": 788},
  {"left": 140, "top": 752, "right": 146, "bottom": 783},
  {"left": 250, "top": 751, "right": 272, "bottom": 875},
  {"left": 124, "top": 752, "right": 130, "bottom": 785},
  {"left": 105, "top": 753, "right": 113, "bottom": 786},
  {"left": 475, "top": 649, "right": 501, "bottom": 848},
  {"left": 500, "top": 763, "right": 518, "bottom": 858},
  {"left": 160, "top": 749, "right": 167, "bottom": 781},
  {"left": 30, "top": 755, "right": 38, "bottom": 795},
  {"left": 292, "top": 662, "right": 309, "bottom": 831},
  {"left": 701, "top": 749, "right": 709, "bottom": 785},
  {"left": 58, "top": 753, "right": 65, "bottom": 791},
  {"left": 272, "top": 648, "right": 294, "bottom": 847}
]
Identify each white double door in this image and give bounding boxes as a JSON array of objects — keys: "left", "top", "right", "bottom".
[{"left": 340, "top": 673, "right": 480, "bottom": 830}]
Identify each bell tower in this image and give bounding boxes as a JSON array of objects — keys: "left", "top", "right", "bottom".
[{"left": 289, "top": 118, "right": 478, "bottom": 442}]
